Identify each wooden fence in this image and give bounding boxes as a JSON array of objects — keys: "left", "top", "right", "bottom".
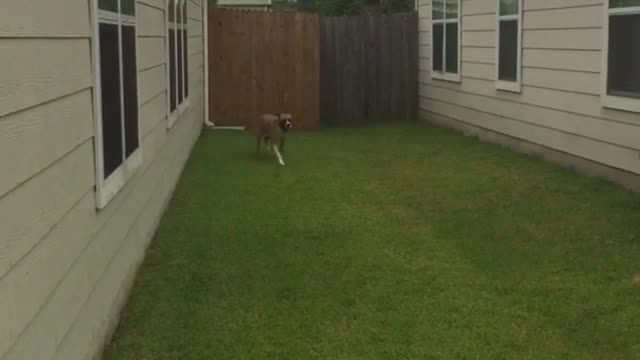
[
  {"left": 208, "top": 10, "right": 321, "bottom": 130},
  {"left": 320, "top": 13, "right": 418, "bottom": 124},
  {"left": 207, "top": 10, "right": 418, "bottom": 128}
]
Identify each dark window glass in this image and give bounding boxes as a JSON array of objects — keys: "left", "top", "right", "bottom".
[
  {"left": 122, "top": 25, "right": 139, "bottom": 156},
  {"left": 445, "top": 23, "right": 458, "bottom": 73},
  {"left": 183, "top": 0, "right": 188, "bottom": 24},
  {"left": 99, "top": 23, "right": 123, "bottom": 178},
  {"left": 184, "top": 29, "right": 189, "bottom": 98},
  {"left": 169, "top": 0, "right": 176, "bottom": 23},
  {"left": 170, "top": 29, "right": 177, "bottom": 111},
  {"left": 608, "top": 14, "right": 640, "bottom": 98},
  {"left": 499, "top": 20, "right": 518, "bottom": 81},
  {"left": 99, "top": 0, "right": 118, "bottom": 12},
  {"left": 610, "top": 0, "right": 640, "bottom": 8},
  {"left": 121, "top": 0, "right": 136, "bottom": 15},
  {"left": 178, "top": 29, "right": 185, "bottom": 105},
  {"left": 177, "top": 0, "right": 182, "bottom": 24},
  {"left": 433, "top": 24, "right": 443, "bottom": 72}
]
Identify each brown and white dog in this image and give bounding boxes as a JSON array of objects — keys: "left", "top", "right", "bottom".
[{"left": 255, "top": 113, "right": 293, "bottom": 166}]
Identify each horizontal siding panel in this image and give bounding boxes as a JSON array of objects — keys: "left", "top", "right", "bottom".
[
  {"left": 0, "top": 0, "right": 90, "bottom": 37},
  {"left": 187, "top": 1, "right": 202, "bottom": 20},
  {"left": 523, "top": 67, "right": 600, "bottom": 95},
  {"left": 462, "top": 61, "right": 494, "bottom": 80},
  {"left": 423, "top": 74, "right": 640, "bottom": 127},
  {"left": 0, "top": 192, "right": 95, "bottom": 360},
  {"left": 419, "top": 44, "right": 430, "bottom": 59},
  {"left": 0, "top": 141, "right": 94, "bottom": 357},
  {"left": 189, "top": 36, "right": 204, "bottom": 55},
  {"left": 51, "top": 109, "right": 202, "bottom": 360},
  {"left": 0, "top": 39, "right": 92, "bottom": 117},
  {"left": 523, "top": 48, "right": 601, "bottom": 73},
  {"left": 523, "top": 28, "right": 602, "bottom": 50},
  {"left": 4, "top": 118, "right": 179, "bottom": 360},
  {"left": 419, "top": 58, "right": 430, "bottom": 71},
  {"left": 463, "top": 13, "right": 495, "bottom": 31},
  {"left": 462, "top": 46, "right": 494, "bottom": 64},
  {"left": 462, "top": 0, "right": 495, "bottom": 15},
  {"left": 189, "top": 19, "right": 203, "bottom": 37},
  {"left": 418, "top": 0, "right": 429, "bottom": 5},
  {"left": 523, "top": 5, "right": 603, "bottom": 29},
  {"left": 462, "top": 30, "right": 495, "bottom": 47},
  {"left": 0, "top": 90, "right": 93, "bottom": 199},
  {"left": 138, "top": 3, "right": 166, "bottom": 37},
  {"left": 190, "top": 52, "right": 205, "bottom": 72},
  {"left": 419, "top": 97, "right": 640, "bottom": 174},
  {"left": 138, "top": 37, "right": 166, "bottom": 70},
  {"left": 523, "top": 0, "right": 603, "bottom": 11},
  {"left": 419, "top": 18, "right": 430, "bottom": 32},
  {"left": 139, "top": 64, "right": 167, "bottom": 105},
  {"left": 418, "top": 4, "right": 430, "bottom": 19},
  {"left": 0, "top": 140, "right": 94, "bottom": 280},
  {"left": 139, "top": 0, "right": 165, "bottom": 10},
  {"left": 140, "top": 91, "right": 168, "bottom": 137},
  {"left": 421, "top": 84, "right": 640, "bottom": 150},
  {"left": 419, "top": 31, "right": 430, "bottom": 45}
]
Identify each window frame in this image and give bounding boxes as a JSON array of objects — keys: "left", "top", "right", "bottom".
[
  {"left": 431, "top": 0, "right": 462, "bottom": 83},
  {"left": 495, "top": 0, "right": 522, "bottom": 93},
  {"left": 167, "top": 0, "right": 191, "bottom": 128},
  {"left": 91, "top": 0, "right": 142, "bottom": 209},
  {"left": 601, "top": 3, "right": 640, "bottom": 113}
]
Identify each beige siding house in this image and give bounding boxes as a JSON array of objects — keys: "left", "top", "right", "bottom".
[
  {"left": 418, "top": 0, "right": 640, "bottom": 191},
  {"left": 0, "top": 0, "right": 207, "bottom": 359}
]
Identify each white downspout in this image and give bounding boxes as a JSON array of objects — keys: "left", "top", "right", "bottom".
[{"left": 203, "top": 1, "right": 244, "bottom": 130}]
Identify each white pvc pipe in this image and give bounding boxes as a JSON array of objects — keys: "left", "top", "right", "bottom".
[{"left": 203, "top": 0, "right": 216, "bottom": 128}]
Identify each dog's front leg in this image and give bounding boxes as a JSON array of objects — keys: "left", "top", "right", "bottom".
[
  {"left": 279, "top": 137, "right": 285, "bottom": 154},
  {"left": 272, "top": 145, "right": 285, "bottom": 166}
]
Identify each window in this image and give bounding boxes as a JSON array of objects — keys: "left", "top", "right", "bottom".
[
  {"left": 496, "top": 0, "right": 522, "bottom": 92},
  {"left": 432, "top": 0, "right": 461, "bottom": 82},
  {"left": 93, "top": 0, "right": 141, "bottom": 208},
  {"left": 168, "top": 0, "right": 190, "bottom": 126},
  {"left": 602, "top": 0, "right": 640, "bottom": 112}
]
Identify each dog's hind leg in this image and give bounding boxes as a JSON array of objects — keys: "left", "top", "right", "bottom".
[{"left": 273, "top": 144, "right": 285, "bottom": 166}]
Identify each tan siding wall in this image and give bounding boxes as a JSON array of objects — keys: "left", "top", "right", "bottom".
[
  {"left": 419, "top": 0, "right": 640, "bottom": 178},
  {"left": 0, "top": 0, "right": 206, "bottom": 359}
]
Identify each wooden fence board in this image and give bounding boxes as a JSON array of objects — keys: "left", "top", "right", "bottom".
[
  {"left": 320, "top": 13, "right": 418, "bottom": 124},
  {"left": 208, "top": 10, "right": 320, "bottom": 130}
]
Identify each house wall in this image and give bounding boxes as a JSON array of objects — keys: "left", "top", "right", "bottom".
[
  {"left": 0, "top": 0, "right": 206, "bottom": 359},
  {"left": 417, "top": 0, "right": 640, "bottom": 189}
]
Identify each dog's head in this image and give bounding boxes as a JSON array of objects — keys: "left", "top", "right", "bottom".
[{"left": 278, "top": 113, "right": 293, "bottom": 132}]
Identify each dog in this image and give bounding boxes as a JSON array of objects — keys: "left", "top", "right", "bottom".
[{"left": 255, "top": 113, "right": 293, "bottom": 166}]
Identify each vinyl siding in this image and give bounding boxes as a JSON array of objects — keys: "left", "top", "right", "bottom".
[
  {"left": 419, "top": 0, "right": 640, "bottom": 178},
  {"left": 0, "top": 1, "right": 206, "bottom": 359}
]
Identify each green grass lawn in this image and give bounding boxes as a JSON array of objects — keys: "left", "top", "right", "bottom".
[{"left": 105, "top": 123, "right": 640, "bottom": 360}]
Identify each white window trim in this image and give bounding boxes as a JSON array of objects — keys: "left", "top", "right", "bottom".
[
  {"left": 167, "top": 0, "right": 191, "bottom": 128},
  {"left": 601, "top": 4, "right": 640, "bottom": 113},
  {"left": 495, "top": 1, "right": 522, "bottom": 93},
  {"left": 431, "top": 0, "right": 462, "bottom": 83},
  {"left": 91, "top": 0, "right": 143, "bottom": 209}
]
